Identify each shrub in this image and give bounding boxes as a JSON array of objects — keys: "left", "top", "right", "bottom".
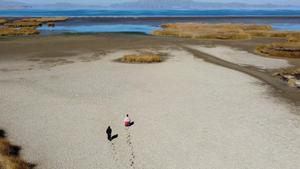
[
  {"left": 4, "top": 21, "right": 42, "bottom": 28},
  {"left": 0, "top": 155, "right": 32, "bottom": 169},
  {"left": 256, "top": 42, "right": 300, "bottom": 58},
  {"left": 0, "top": 19, "right": 7, "bottom": 25},
  {"left": 121, "top": 54, "right": 162, "bottom": 63},
  {"left": 0, "top": 139, "right": 10, "bottom": 155},
  {"left": 152, "top": 23, "right": 269, "bottom": 40},
  {"left": 0, "top": 27, "right": 39, "bottom": 36},
  {"left": 21, "top": 17, "right": 68, "bottom": 23}
]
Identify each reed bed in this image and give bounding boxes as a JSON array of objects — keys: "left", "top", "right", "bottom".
[
  {"left": 4, "top": 21, "right": 42, "bottom": 28},
  {"left": 20, "top": 17, "right": 68, "bottom": 23},
  {"left": 0, "top": 27, "right": 39, "bottom": 36},
  {"left": 153, "top": 23, "right": 273, "bottom": 40},
  {"left": 256, "top": 42, "right": 300, "bottom": 58},
  {"left": 0, "top": 17, "right": 68, "bottom": 36}
]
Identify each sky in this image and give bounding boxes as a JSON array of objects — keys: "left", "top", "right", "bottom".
[{"left": 17, "top": 0, "right": 300, "bottom": 6}]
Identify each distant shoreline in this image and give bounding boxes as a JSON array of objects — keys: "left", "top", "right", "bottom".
[
  {"left": 3, "top": 16, "right": 300, "bottom": 18},
  {"left": 1, "top": 9, "right": 300, "bottom": 17}
]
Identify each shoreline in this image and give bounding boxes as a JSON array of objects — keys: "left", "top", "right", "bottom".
[{"left": 0, "top": 33, "right": 299, "bottom": 104}]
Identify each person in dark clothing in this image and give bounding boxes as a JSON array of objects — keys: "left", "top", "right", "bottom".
[{"left": 106, "top": 126, "right": 112, "bottom": 141}]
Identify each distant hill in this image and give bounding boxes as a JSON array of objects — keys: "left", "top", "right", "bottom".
[
  {"left": 0, "top": 0, "right": 31, "bottom": 9},
  {"left": 34, "top": 2, "right": 106, "bottom": 9},
  {"left": 0, "top": 0, "right": 298, "bottom": 10},
  {"left": 0, "top": 1, "right": 105, "bottom": 9},
  {"left": 111, "top": 0, "right": 297, "bottom": 9}
]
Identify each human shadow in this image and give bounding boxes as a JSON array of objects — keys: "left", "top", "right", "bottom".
[
  {"left": 0, "top": 129, "right": 6, "bottom": 138},
  {"left": 129, "top": 121, "right": 134, "bottom": 126},
  {"left": 110, "top": 134, "right": 118, "bottom": 141},
  {"left": 27, "top": 163, "right": 37, "bottom": 169},
  {"left": 9, "top": 145, "right": 22, "bottom": 156},
  {"left": 106, "top": 126, "right": 118, "bottom": 141}
]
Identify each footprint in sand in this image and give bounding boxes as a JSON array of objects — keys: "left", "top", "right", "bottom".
[{"left": 126, "top": 129, "right": 136, "bottom": 169}]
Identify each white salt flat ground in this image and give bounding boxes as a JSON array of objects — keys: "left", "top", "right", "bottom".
[{"left": 0, "top": 48, "right": 300, "bottom": 169}]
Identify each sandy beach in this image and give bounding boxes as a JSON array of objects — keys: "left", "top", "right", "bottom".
[{"left": 0, "top": 34, "right": 300, "bottom": 169}]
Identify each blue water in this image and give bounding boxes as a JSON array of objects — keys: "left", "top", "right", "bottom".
[
  {"left": 1, "top": 9, "right": 300, "bottom": 17},
  {"left": 272, "top": 24, "right": 300, "bottom": 31},
  {"left": 37, "top": 23, "right": 300, "bottom": 35},
  {"left": 38, "top": 24, "right": 159, "bottom": 34},
  {"left": 2, "top": 9, "right": 300, "bottom": 34}
]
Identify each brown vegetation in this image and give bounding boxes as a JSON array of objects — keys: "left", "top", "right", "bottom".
[
  {"left": 154, "top": 23, "right": 300, "bottom": 40},
  {"left": 4, "top": 21, "right": 42, "bottom": 28},
  {"left": 0, "top": 155, "right": 33, "bottom": 169},
  {"left": 0, "top": 139, "right": 10, "bottom": 155},
  {"left": 256, "top": 42, "right": 300, "bottom": 58},
  {"left": 288, "top": 34, "right": 300, "bottom": 42},
  {"left": 121, "top": 53, "right": 162, "bottom": 63},
  {"left": 274, "top": 67, "right": 300, "bottom": 76},
  {"left": 0, "top": 27, "right": 39, "bottom": 36},
  {"left": 153, "top": 23, "right": 273, "bottom": 40},
  {"left": 0, "top": 17, "right": 68, "bottom": 36},
  {"left": 153, "top": 23, "right": 300, "bottom": 58},
  {"left": 0, "top": 19, "right": 7, "bottom": 25},
  {"left": 20, "top": 17, "right": 68, "bottom": 23},
  {"left": 0, "top": 129, "right": 35, "bottom": 169},
  {"left": 273, "top": 67, "right": 300, "bottom": 88}
]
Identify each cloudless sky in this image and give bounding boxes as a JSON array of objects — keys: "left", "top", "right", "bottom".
[{"left": 17, "top": 0, "right": 300, "bottom": 6}]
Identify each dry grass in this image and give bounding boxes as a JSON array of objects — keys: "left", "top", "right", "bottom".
[
  {"left": 0, "top": 19, "right": 7, "bottom": 25},
  {"left": 121, "top": 53, "right": 162, "bottom": 63},
  {"left": 0, "top": 155, "right": 31, "bottom": 169},
  {"left": 0, "top": 130, "right": 35, "bottom": 169},
  {"left": 256, "top": 42, "right": 300, "bottom": 58},
  {"left": 274, "top": 67, "right": 300, "bottom": 76},
  {"left": 0, "top": 139, "right": 10, "bottom": 155},
  {"left": 154, "top": 23, "right": 300, "bottom": 58},
  {"left": 0, "top": 17, "right": 68, "bottom": 36},
  {"left": 246, "top": 30, "right": 292, "bottom": 38},
  {"left": 20, "top": 17, "right": 68, "bottom": 23},
  {"left": 153, "top": 23, "right": 274, "bottom": 40},
  {"left": 288, "top": 34, "right": 300, "bottom": 42},
  {"left": 0, "top": 27, "right": 39, "bottom": 36},
  {"left": 4, "top": 21, "right": 42, "bottom": 28},
  {"left": 153, "top": 23, "right": 300, "bottom": 40}
]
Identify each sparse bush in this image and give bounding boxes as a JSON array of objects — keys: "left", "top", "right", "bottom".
[
  {"left": 0, "top": 155, "right": 32, "bottom": 169},
  {"left": 0, "top": 130, "right": 35, "bottom": 169},
  {"left": 256, "top": 42, "right": 300, "bottom": 58},
  {"left": 121, "top": 54, "right": 162, "bottom": 63},
  {"left": 4, "top": 21, "right": 42, "bottom": 28},
  {"left": 0, "top": 139, "right": 10, "bottom": 155},
  {"left": 288, "top": 34, "right": 300, "bottom": 42},
  {"left": 0, "top": 17, "right": 68, "bottom": 36},
  {"left": 21, "top": 17, "right": 68, "bottom": 23},
  {"left": 152, "top": 23, "right": 270, "bottom": 40},
  {"left": 0, "top": 19, "right": 7, "bottom": 25},
  {"left": 0, "top": 27, "right": 39, "bottom": 36}
]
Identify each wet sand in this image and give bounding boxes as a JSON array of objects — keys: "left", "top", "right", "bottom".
[{"left": 0, "top": 34, "right": 300, "bottom": 169}]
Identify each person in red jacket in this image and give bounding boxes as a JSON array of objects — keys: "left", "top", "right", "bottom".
[{"left": 124, "top": 114, "right": 134, "bottom": 127}]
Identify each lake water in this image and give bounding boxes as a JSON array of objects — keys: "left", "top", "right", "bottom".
[{"left": 1, "top": 9, "right": 300, "bottom": 34}]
